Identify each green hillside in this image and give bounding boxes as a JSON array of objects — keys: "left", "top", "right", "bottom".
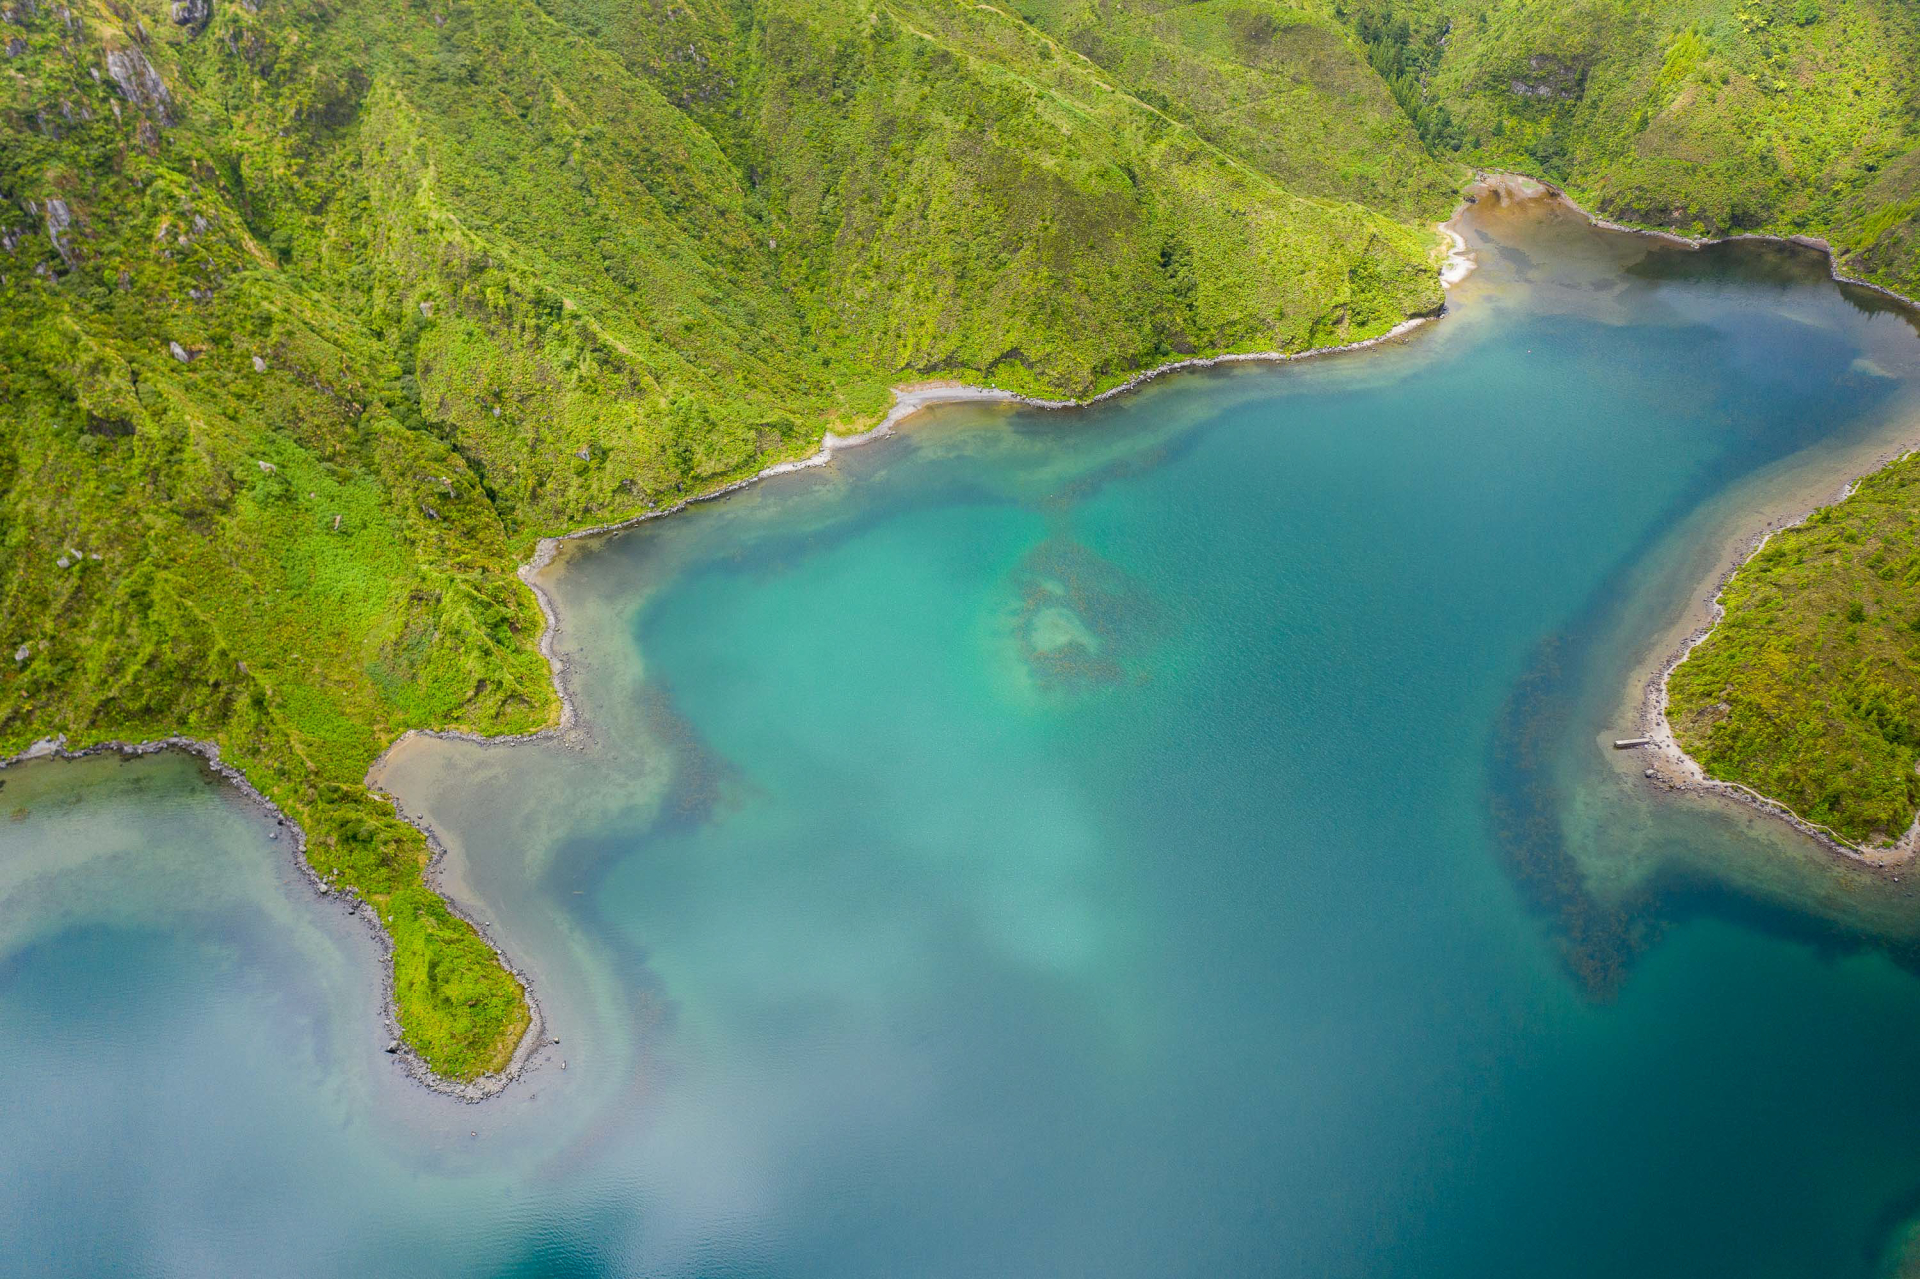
[
  {"left": 1012, "top": 0, "right": 1460, "bottom": 222},
  {"left": 1668, "top": 458, "right": 1920, "bottom": 849},
  {"left": 8, "top": 0, "right": 1918, "bottom": 1078},
  {"left": 1339, "top": 0, "right": 1920, "bottom": 296},
  {"left": 0, "top": 0, "right": 1451, "bottom": 1080}
]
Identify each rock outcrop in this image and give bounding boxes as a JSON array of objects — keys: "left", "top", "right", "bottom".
[
  {"left": 171, "top": 0, "right": 210, "bottom": 35},
  {"left": 1508, "top": 54, "right": 1586, "bottom": 101},
  {"left": 42, "top": 197, "right": 71, "bottom": 265},
  {"left": 104, "top": 47, "right": 172, "bottom": 122}
]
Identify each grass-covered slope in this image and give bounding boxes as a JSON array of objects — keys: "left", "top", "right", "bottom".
[
  {"left": 0, "top": 0, "right": 1450, "bottom": 1078},
  {"left": 1344, "top": 0, "right": 1920, "bottom": 297},
  {"left": 1012, "top": 0, "right": 1461, "bottom": 223},
  {"left": 742, "top": 2, "right": 1449, "bottom": 392},
  {"left": 1670, "top": 457, "right": 1920, "bottom": 848}
]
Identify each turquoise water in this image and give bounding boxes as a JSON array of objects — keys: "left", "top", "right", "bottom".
[{"left": 10, "top": 194, "right": 1920, "bottom": 1275}]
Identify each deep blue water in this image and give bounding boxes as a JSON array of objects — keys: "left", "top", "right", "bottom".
[{"left": 9, "top": 194, "right": 1920, "bottom": 1276}]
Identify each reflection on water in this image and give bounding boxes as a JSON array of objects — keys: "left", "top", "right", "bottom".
[{"left": 12, "top": 191, "right": 1920, "bottom": 1277}]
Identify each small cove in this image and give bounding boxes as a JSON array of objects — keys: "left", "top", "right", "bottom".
[{"left": 11, "top": 192, "right": 1920, "bottom": 1275}]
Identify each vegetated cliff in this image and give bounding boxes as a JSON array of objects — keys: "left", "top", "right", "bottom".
[
  {"left": 0, "top": 0, "right": 1454, "bottom": 1079},
  {"left": 1333, "top": 0, "right": 1920, "bottom": 296}
]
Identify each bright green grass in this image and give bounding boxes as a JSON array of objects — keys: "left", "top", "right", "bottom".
[{"left": 1671, "top": 457, "right": 1920, "bottom": 848}]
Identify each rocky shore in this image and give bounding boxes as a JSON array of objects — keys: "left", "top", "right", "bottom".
[
  {"left": 1469, "top": 168, "right": 1920, "bottom": 869},
  {"left": 1630, "top": 460, "right": 1920, "bottom": 870}
]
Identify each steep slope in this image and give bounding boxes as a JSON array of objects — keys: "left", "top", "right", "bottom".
[
  {"left": 744, "top": 1, "right": 1448, "bottom": 391},
  {"left": 1011, "top": 0, "right": 1462, "bottom": 224},
  {"left": 1340, "top": 0, "right": 1920, "bottom": 296},
  {"left": 0, "top": 0, "right": 1449, "bottom": 1080}
]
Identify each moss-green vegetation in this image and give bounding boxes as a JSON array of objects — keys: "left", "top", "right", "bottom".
[
  {"left": 1, "top": 0, "right": 1456, "bottom": 1079},
  {"left": 1012, "top": 0, "right": 1461, "bottom": 222},
  {"left": 1670, "top": 459, "right": 1920, "bottom": 849},
  {"left": 1343, "top": 0, "right": 1920, "bottom": 297}
]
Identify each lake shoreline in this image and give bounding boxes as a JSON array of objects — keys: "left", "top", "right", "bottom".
[
  {"left": 348, "top": 290, "right": 1465, "bottom": 1099},
  {"left": 0, "top": 732, "right": 551, "bottom": 1103},
  {"left": 38, "top": 172, "right": 1911, "bottom": 1093},
  {"left": 373, "top": 297, "right": 1464, "bottom": 770},
  {"left": 1494, "top": 168, "right": 1920, "bottom": 868},
  {"left": 1629, "top": 458, "right": 1920, "bottom": 869},
  {"left": 0, "top": 303, "right": 1455, "bottom": 1108},
  {"left": 5, "top": 222, "right": 1472, "bottom": 1107},
  {"left": 1483, "top": 169, "right": 1920, "bottom": 309}
]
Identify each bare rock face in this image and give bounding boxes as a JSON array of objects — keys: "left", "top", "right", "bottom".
[
  {"left": 105, "top": 47, "right": 173, "bottom": 122},
  {"left": 43, "top": 197, "right": 72, "bottom": 265},
  {"left": 171, "top": 0, "right": 210, "bottom": 34},
  {"left": 1508, "top": 54, "right": 1586, "bottom": 101}
]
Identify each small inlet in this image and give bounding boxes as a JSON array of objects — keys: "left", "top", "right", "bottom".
[{"left": 1612, "top": 737, "right": 1651, "bottom": 750}]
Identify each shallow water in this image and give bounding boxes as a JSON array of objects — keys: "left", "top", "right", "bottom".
[{"left": 10, "top": 194, "right": 1920, "bottom": 1276}]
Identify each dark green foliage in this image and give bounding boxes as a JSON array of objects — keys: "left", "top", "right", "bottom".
[{"left": 1344, "top": 2, "right": 1467, "bottom": 152}]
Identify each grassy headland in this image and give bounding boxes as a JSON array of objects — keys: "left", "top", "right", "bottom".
[{"left": 1669, "top": 459, "right": 1920, "bottom": 851}]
